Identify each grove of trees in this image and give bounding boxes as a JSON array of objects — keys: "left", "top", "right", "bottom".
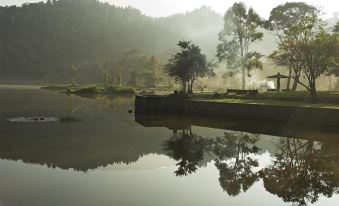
[{"left": 267, "top": 2, "right": 339, "bottom": 97}]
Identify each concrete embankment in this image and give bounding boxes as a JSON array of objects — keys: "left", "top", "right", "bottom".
[{"left": 135, "top": 95, "right": 339, "bottom": 126}]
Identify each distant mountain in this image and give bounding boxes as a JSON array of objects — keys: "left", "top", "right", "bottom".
[{"left": 0, "top": 1, "right": 225, "bottom": 84}]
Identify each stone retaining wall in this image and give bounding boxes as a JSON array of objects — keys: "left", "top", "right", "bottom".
[{"left": 135, "top": 95, "right": 339, "bottom": 126}]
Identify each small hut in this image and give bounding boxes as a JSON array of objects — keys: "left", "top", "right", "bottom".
[{"left": 267, "top": 72, "right": 289, "bottom": 91}]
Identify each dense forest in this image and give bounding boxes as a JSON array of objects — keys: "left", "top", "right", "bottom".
[
  {"left": 0, "top": 0, "right": 338, "bottom": 88},
  {"left": 0, "top": 0, "right": 223, "bottom": 84}
]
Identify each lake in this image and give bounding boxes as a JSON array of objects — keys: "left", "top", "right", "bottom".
[{"left": 0, "top": 86, "right": 338, "bottom": 206}]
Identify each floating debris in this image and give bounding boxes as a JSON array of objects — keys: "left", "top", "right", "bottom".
[{"left": 7, "top": 117, "right": 58, "bottom": 123}]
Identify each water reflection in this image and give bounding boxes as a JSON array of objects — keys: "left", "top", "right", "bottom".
[
  {"left": 162, "top": 126, "right": 339, "bottom": 206},
  {"left": 261, "top": 139, "right": 339, "bottom": 206},
  {"left": 1, "top": 89, "right": 339, "bottom": 206},
  {"left": 163, "top": 126, "right": 207, "bottom": 176},
  {"left": 0, "top": 91, "right": 159, "bottom": 171},
  {"left": 214, "top": 132, "right": 260, "bottom": 196},
  {"left": 76, "top": 94, "right": 134, "bottom": 112}
]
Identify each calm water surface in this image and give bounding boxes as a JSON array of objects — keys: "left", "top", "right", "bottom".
[{"left": 0, "top": 86, "right": 338, "bottom": 206}]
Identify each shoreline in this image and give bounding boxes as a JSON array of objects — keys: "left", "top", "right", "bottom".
[{"left": 135, "top": 95, "right": 339, "bottom": 126}]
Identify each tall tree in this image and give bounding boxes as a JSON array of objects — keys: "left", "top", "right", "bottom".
[
  {"left": 267, "top": 2, "right": 320, "bottom": 91},
  {"left": 217, "top": 2, "right": 263, "bottom": 89},
  {"left": 297, "top": 29, "right": 338, "bottom": 97},
  {"left": 164, "top": 41, "right": 213, "bottom": 94},
  {"left": 269, "top": 3, "right": 338, "bottom": 98}
]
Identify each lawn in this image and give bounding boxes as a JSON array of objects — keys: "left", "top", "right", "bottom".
[{"left": 192, "top": 91, "right": 339, "bottom": 109}]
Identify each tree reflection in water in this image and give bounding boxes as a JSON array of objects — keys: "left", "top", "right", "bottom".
[
  {"left": 213, "top": 132, "right": 260, "bottom": 196},
  {"left": 163, "top": 126, "right": 208, "bottom": 176},
  {"left": 163, "top": 127, "right": 339, "bottom": 206},
  {"left": 261, "top": 138, "right": 339, "bottom": 206}
]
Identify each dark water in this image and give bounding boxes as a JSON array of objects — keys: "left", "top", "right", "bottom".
[{"left": 0, "top": 86, "right": 338, "bottom": 206}]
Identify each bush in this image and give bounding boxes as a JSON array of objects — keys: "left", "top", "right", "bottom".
[{"left": 71, "top": 86, "right": 98, "bottom": 94}]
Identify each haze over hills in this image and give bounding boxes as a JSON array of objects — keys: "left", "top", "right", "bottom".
[
  {"left": 0, "top": 0, "right": 337, "bottom": 85},
  {"left": 0, "top": 0, "right": 224, "bottom": 84},
  {"left": 158, "top": 5, "right": 223, "bottom": 58}
]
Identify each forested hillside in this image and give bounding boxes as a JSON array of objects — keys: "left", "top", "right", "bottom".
[{"left": 0, "top": 0, "right": 222, "bottom": 84}]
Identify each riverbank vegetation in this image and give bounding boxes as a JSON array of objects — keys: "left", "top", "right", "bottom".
[{"left": 42, "top": 84, "right": 136, "bottom": 94}]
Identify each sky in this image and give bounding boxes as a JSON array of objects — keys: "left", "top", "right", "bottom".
[{"left": 1, "top": 0, "right": 338, "bottom": 19}]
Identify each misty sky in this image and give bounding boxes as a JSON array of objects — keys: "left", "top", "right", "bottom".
[{"left": 1, "top": 0, "right": 338, "bottom": 18}]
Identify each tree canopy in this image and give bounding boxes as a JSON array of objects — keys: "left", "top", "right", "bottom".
[
  {"left": 164, "top": 41, "right": 213, "bottom": 93},
  {"left": 217, "top": 2, "right": 264, "bottom": 89},
  {"left": 268, "top": 2, "right": 339, "bottom": 97}
]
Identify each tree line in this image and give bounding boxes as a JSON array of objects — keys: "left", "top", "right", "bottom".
[
  {"left": 0, "top": 0, "right": 205, "bottom": 84},
  {"left": 165, "top": 2, "right": 339, "bottom": 98}
]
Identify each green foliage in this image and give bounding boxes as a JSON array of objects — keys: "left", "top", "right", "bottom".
[
  {"left": 334, "top": 21, "right": 339, "bottom": 33},
  {"left": 244, "top": 51, "right": 263, "bottom": 77},
  {"left": 71, "top": 86, "right": 98, "bottom": 94},
  {"left": 70, "top": 85, "right": 135, "bottom": 94},
  {"left": 267, "top": 2, "right": 319, "bottom": 35},
  {"left": 268, "top": 2, "right": 339, "bottom": 97},
  {"left": 0, "top": 0, "right": 186, "bottom": 83},
  {"left": 267, "top": 2, "right": 321, "bottom": 91},
  {"left": 164, "top": 41, "right": 214, "bottom": 93},
  {"left": 217, "top": 2, "right": 264, "bottom": 89}
]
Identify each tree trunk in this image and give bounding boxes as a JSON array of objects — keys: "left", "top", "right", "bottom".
[
  {"left": 291, "top": 78, "right": 298, "bottom": 91},
  {"left": 182, "top": 81, "right": 187, "bottom": 93},
  {"left": 242, "top": 66, "right": 246, "bottom": 90},
  {"left": 309, "top": 80, "right": 317, "bottom": 99},
  {"left": 188, "top": 79, "right": 195, "bottom": 94},
  {"left": 240, "top": 37, "right": 245, "bottom": 89},
  {"left": 286, "top": 65, "right": 292, "bottom": 90},
  {"left": 291, "top": 71, "right": 302, "bottom": 91}
]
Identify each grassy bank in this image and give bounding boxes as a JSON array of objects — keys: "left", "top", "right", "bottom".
[{"left": 191, "top": 91, "right": 339, "bottom": 109}]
